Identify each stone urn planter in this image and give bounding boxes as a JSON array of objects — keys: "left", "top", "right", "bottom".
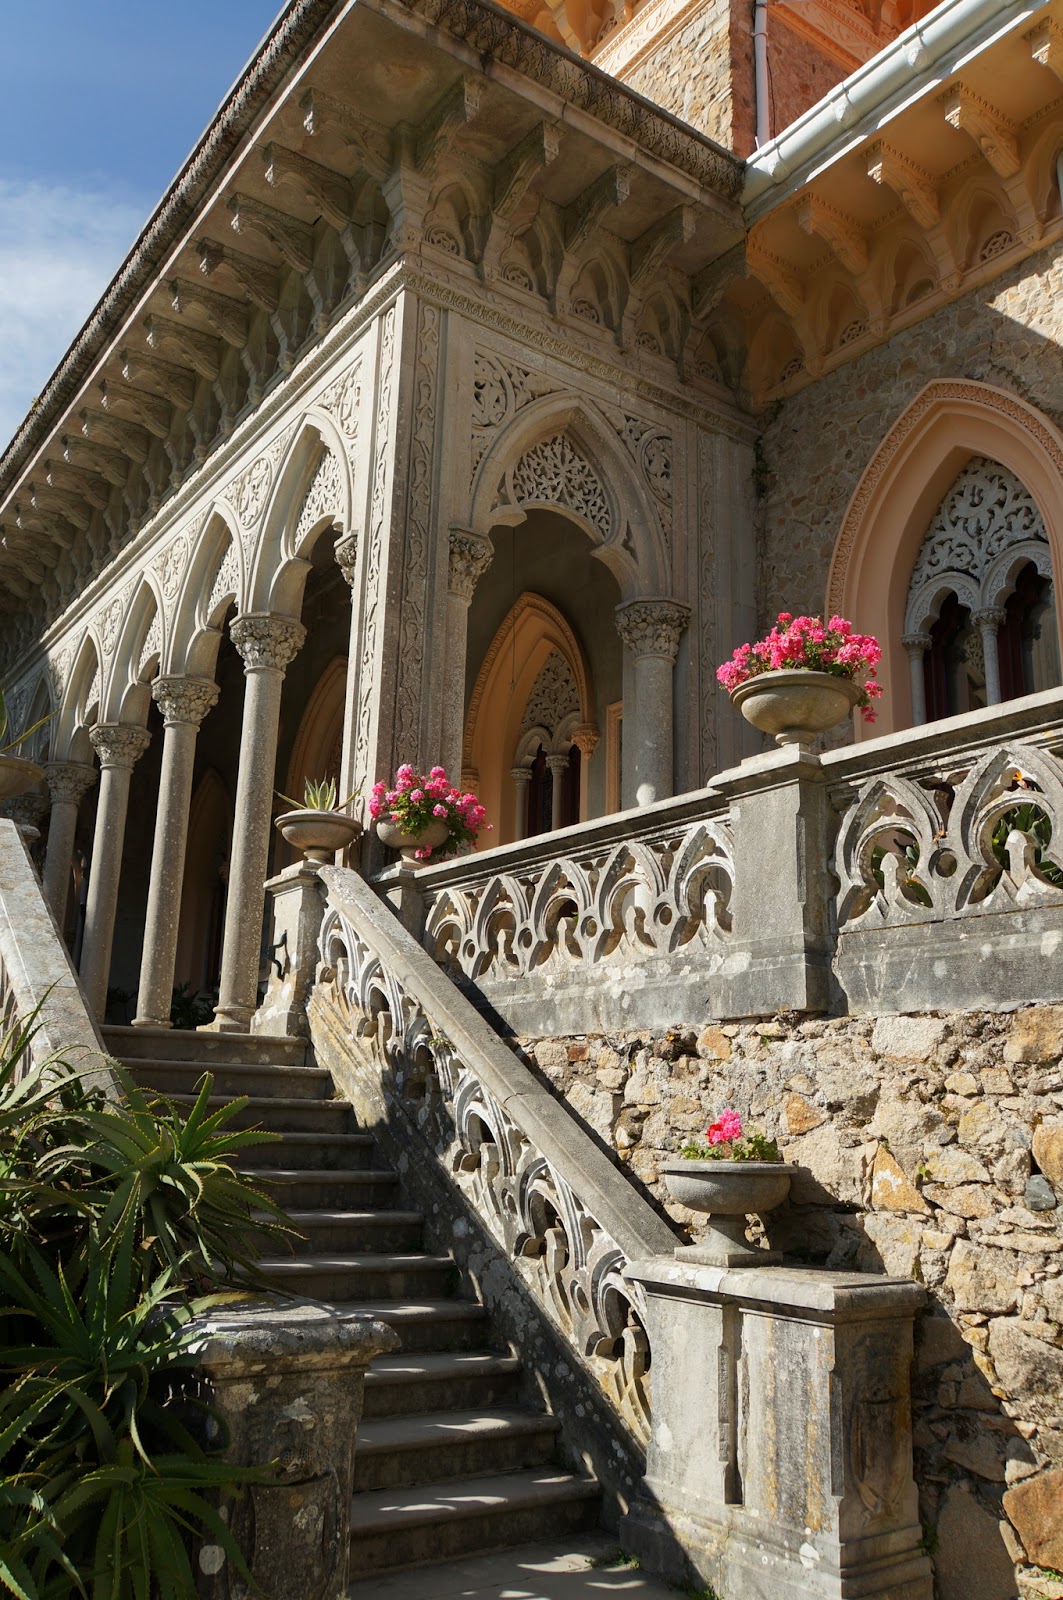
[
  {"left": 0, "top": 753, "right": 44, "bottom": 802},
  {"left": 375, "top": 816, "right": 449, "bottom": 864},
  {"left": 275, "top": 808, "right": 362, "bottom": 864},
  {"left": 661, "top": 1159, "right": 798, "bottom": 1266},
  {"left": 731, "top": 669, "right": 863, "bottom": 750}
]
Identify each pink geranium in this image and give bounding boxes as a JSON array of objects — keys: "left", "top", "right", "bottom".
[
  {"left": 372, "top": 763, "right": 491, "bottom": 860},
  {"left": 716, "top": 612, "right": 883, "bottom": 723}
]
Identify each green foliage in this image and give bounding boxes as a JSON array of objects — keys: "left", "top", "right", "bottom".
[
  {"left": 589, "top": 1549, "right": 640, "bottom": 1569},
  {"left": 274, "top": 776, "right": 360, "bottom": 812},
  {"left": 678, "top": 1131, "right": 783, "bottom": 1163},
  {"left": 0, "top": 1006, "right": 295, "bottom": 1599},
  {"left": 990, "top": 798, "right": 1063, "bottom": 888},
  {"left": 168, "top": 984, "right": 214, "bottom": 1032}
]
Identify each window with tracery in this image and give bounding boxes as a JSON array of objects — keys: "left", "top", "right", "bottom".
[{"left": 903, "top": 457, "right": 1060, "bottom": 723}]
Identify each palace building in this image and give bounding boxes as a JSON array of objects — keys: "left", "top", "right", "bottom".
[{"left": 2, "top": 1, "right": 1062, "bottom": 1595}]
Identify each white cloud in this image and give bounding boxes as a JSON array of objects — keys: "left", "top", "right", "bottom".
[{"left": 0, "top": 179, "right": 150, "bottom": 453}]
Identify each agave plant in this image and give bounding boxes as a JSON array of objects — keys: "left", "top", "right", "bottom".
[
  {"left": 0, "top": 688, "right": 53, "bottom": 758},
  {"left": 275, "top": 774, "right": 360, "bottom": 812},
  {"left": 0, "top": 1008, "right": 296, "bottom": 1600}
]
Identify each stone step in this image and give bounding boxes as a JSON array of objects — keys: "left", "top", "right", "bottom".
[
  {"left": 362, "top": 1353, "right": 522, "bottom": 1419},
  {"left": 235, "top": 1131, "right": 377, "bottom": 1170},
  {"left": 346, "top": 1470, "right": 600, "bottom": 1577},
  {"left": 353, "top": 1410, "right": 561, "bottom": 1493},
  {"left": 263, "top": 1209, "right": 425, "bottom": 1254},
  {"left": 161, "top": 1092, "right": 356, "bottom": 1134},
  {"left": 118, "top": 1056, "right": 334, "bottom": 1101},
  {"left": 333, "top": 1299, "right": 492, "bottom": 1352},
  {"left": 250, "top": 1168, "right": 400, "bottom": 1209},
  {"left": 259, "top": 1252, "right": 456, "bottom": 1301},
  {"left": 102, "top": 1025, "right": 309, "bottom": 1069}
]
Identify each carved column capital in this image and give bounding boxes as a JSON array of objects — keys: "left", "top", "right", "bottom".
[
  {"left": 448, "top": 528, "right": 494, "bottom": 603},
  {"left": 44, "top": 760, "right": 98, "bottom": 808},
  {"left": 510, "top": 766, "right": 531, "bottom": 785},
  {"left": 0, "top": 794, "right": 48, "bottom": 829},
  {"left": 151, "top": 675, "right": 219, "bottom": 727},
  {"left": 546, "top": 753, "right": 570, "bottom": 776},
  {"left": 615, "top": 599, "right": 690, "bottom": 661},
  {"left": 334, "top": 531, "right": 359, "bottom": 588},
  {"left": 572, "top": 723, "right": 600, "bottom": 759},
  {"left": 973, "top": 607, "right": 1006, "bottom": 631},
  {"left": 89, "top": 723, "right": 151, "bottom": 771},
  {"left": 901, "top": 632, "right": 932, "bottom": 657},
  {"left": 230, "top": 613, "right": 306, "bottom": 674}
]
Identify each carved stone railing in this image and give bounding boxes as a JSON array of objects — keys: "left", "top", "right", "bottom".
[
  {"left": 0, "top": 818, "right": 108, "bottom": 1084},
  {"left": 309, "top": 864, "right": 677, "bottom": 1461},
  {"left": 380, "top": 686, "right": 1063, "bottom": 1027},
  {"left": 409, "top": 795, "right": 734, "bottom": 1034}
]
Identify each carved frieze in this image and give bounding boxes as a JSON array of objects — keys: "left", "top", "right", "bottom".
[
  {"left": 396, "top": 302, "right": 441, "bottom": 753},
  {"left": 320, "top": 359, "right": 363, "bottom": 438},
  {"left": 500, "top": 433, "right": 611, "bottom": 537},
  {"left": 520, "top": 651, "right": 579, "bottom": 738},
  {"left": 294, "top": 450, "right": 344, "bottom": 548},
  {"left": 470, "top": 352, "right": 558, "bottom": 476}
]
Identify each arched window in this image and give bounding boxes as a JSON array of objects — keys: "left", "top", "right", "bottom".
[
  {"left": 904, "top": 457, "right": 1060, "bottom": 723},
  {"left": 513, "top": 652, "right": 584, "bottom": 838}
]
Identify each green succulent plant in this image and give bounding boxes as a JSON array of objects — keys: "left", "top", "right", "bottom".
[
  {"left": 0, "top": 687, "right": 53, "bottom": 759},
  {"left": 275, "top": 775, "right": 360, "bottom": 812}
]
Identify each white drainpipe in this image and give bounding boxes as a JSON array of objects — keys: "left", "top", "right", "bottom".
[{"left": 754, "top": 0, "right": 770, "bottom": 149}]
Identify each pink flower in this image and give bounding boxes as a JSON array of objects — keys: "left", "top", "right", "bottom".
[
  {"left": 706, "top": 1109, "right": 743, "bottom": 1145},
  {"left": 410, "top": 788, "right": 424, "bottom": 803},
  {"left": 433, "top": 804, "right": 447, "bottom": 817}
]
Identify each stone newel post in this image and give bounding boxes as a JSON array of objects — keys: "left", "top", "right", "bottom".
[
  {"left": 442, "top": 528, "right": 494, "bottom": 779},
  {"left": 42, "top": 762, "right": 97, "bottom": 918},
  {"left": 615, "top": 599, "right": 689, "bottom": 807},
  {"left": 213, "top": 615, "right": 305, "bottom": 1032},
  {"left": 80, "top": 724, "right": 151, "bottom": 1018},
  {"left": 190, "top": 1302, "right": 397, "bottom": 1600},
  {"left": 133, "top": 676, "right": 219, "bottom": 1028},
  {"left": 622, "top": 1258, "right": 932, "bottom": 1600}
]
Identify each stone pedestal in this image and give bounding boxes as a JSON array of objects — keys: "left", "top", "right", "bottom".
[
  {"left": 715, "top": 744, "right": 834, "bottom": 1016},
  {"left": 621, "top": 1258, "right": 932, "bottom": 1600},
  {"left": 253, "top": 862, "right": 327, "bottom": 1037},
  {"left": 190, "top": 1301, "right": 397, "bottom": 1600}
]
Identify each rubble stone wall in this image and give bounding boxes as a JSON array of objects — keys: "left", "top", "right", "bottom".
[
  {"left": 756, "top": 240, "right": 1063, "bottom": 630},
  {"left": 524, "top": 1004, "right": 1063, "bottom": 1598}
]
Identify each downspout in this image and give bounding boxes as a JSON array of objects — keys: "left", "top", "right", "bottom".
[{"left": 753, "top": 0, "right": 770, "bottom": 148}]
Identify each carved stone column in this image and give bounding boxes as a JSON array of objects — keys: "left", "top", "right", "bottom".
[
  {"left": 974, "top": 606, "right": 1005, "bottom": 706},
  {"left": 334, "top": 531, "right": 360, "bottom": 810},
  {"left": 334, "top": 531, "right": 358, "bottom": 589},
  {"left": 213, "top": 615, "right": 305, "bottom": 1032},
  {"left": 42, "top": 762, "right": 97, "bottom": 917},
  {"left": 572, "top": 723, "right": 599, "bottom": 825},
  {"left": 615, "top": 599, "right": 690, "bottom": 807},
  {"left": 546, "top": 753, "right": 569, "bottom": 832},
  {"left": 133, "top": 677, "right": 219, "bottom": 1028},
  {"left": 442, "top": 528, "right": 494, "bottom": 778},
  {"left": 902, "top": 632, "right": 931, "bottom": 726},
  {"left": 80, "top": 724, "right": 151, "bottom": 1018},
  {"left": 510, "top": 766, "right": 530, "bottom": 842}
]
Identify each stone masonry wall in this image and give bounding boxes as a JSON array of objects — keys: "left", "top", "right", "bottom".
[
  {"left": 756, "top": 239, "right": 1063, "bottom": 630},
  {"left": 765, "top": 11, "right": 846, "bottom": 141},
  {"left": 622, "top": 0, "right": 744, "bottom": 152},
  {"left": 524, "top": 1005, "right": 1063, "bottom": 1600}
]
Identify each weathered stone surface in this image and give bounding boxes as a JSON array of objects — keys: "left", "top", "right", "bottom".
[
  {"left": 924, "top": 1146, "right": 991, "bottom": 1184},
  {"left": 1003, "top": 1467, "right": 1063, "bottom": 1568},
  {"left": 1042, "top": 1278, "right": 1063, "bottom": 1323},
  {"left": 945, "top": 1240, "right": 1021, "bottom": 1314},
  {"left": 782, "top": 1121, "right": 869, "bottom": 1205},
  {"left": 697, "top": 1024, "right": 731, "bottom": 1060},
  {"left": 871, "top": 1145, "right": 930, "bottom": 1213},
  {"left": 923, "top": 1182, "right": 995, "bottom": 1218},
  {"left": 1005, "top": 1008, "right": 1063, "bottom": 1064},
  {"left": 784, "top": 1091, "right": 826, "bottom": 1134},
  {"left": 1026, "top": 1175, "right": 1059, "bottom": 1211},
  {"left": 862, "top": 1211, "right": 921, "bottom": 1276},
  {"left": 1033, "top": 1123, "right": 1063, "bottom": 1189},
  {"left": 871, "top": 1014, "right": 948, "bottom": 1062},
  {"left": 988, "top": 1319, "right": 1063, "bottom": 1421},
  {"left": 934, "top": 1485, "right": 1017, "bottom": 1600}
]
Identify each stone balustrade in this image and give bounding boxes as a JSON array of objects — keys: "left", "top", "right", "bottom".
[{"left": 392, "top": 686, "right": 1063, "bottom": 1030}]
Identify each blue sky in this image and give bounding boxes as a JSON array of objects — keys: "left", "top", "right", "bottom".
[{"left": 0, "top": 1, "right": 282, "bottom": 451}]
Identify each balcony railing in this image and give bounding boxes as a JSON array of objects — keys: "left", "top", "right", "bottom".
[{"left": 380, "top": 687, "right": 1063, "bottom": 1028}]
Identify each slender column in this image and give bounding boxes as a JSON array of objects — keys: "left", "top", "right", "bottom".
[
  {"left": 572, "top": 723, "right": 599, "bottom": 824},
  {"left": 511, "top": 766, "right": 530, "bottom": 842},
  {"left": 442, "top": 528, "right": 494, "bottom": 777},
  {"left": 974, "top": 607, "right": 1005, "bottom": 705},
  {"left": 42, "top": 763, "right": 98, "bottom": 915},
  {"left": 80, "top": 725, "right": 151, "bottom": 1018},
  {"left": 133, "top": 677, "right": 219, "bottom": 1028},
  {"left": 213, "top": 615, "right": 305, "bottom": 1032},
  {"left": 615, "top": 599, "right": 690, "bottom": 807},
  {"left": 547, "top": 754, "right": 569, "bottom": 831},
  {"left": 902, "top": 632, "right": 931, "bottom": 726}
]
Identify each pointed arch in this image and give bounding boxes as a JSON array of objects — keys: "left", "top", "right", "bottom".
[
  {"left": 468, "top": 393, "right": 667, "bottom": 597},
  {"left": 827, "top": 379, "right": 1063, "bottom": 734},
  {"left": 463, "top": 592, "right": 595, "bottom": 846},
  {"left": 170, "top": 507, "right": 244, "bottom": 678},
  {"left": 250, "top": 415, "right": 353, "bottom": 616},
  {"left": 56, "top": 632, "right": 102, "bottom": 760}
]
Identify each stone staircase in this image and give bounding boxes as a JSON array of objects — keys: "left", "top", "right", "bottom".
[{"left": 101, "top": 1025, "right": 601, "bottom": 1580}]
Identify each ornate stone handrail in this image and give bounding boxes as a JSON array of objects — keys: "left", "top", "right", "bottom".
[
  {"left": 409, "top": 791, "right": 734, "bottom": 1033},
  {"left": 0, "top": 819, "right": 109, "bottom": 1085},
  {"left": 311, "top": 863, "right": 678, "bottom": 1445}
]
